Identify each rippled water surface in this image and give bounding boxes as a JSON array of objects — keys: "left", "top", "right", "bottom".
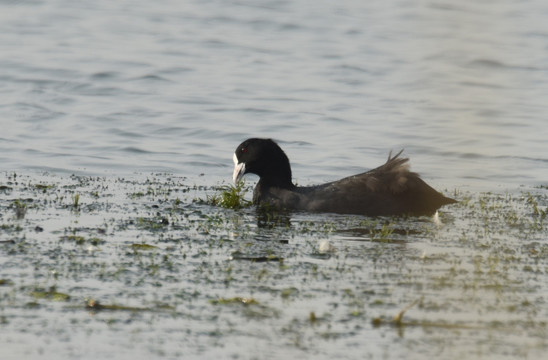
[
  {"left": 1, "top": 1, "right": 548, "bottom": 359},
  {"left": 2, "top": 0, "right": 547, "bottom": 186}
]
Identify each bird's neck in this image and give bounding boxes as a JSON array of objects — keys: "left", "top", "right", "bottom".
[{"left": 258, "top": 174, "right": 295, "bottom": 190}]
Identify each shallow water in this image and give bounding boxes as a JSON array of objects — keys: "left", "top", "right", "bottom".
[
  {"left": 1, "top": 0, "right": 548, "bottom": 359},
  {"left": 0, "top": 173, "right": 547, "bottom": 360}
]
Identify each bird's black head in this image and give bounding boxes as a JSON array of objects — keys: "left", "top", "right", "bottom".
[{"left": 233, "top": 138, "right": 294, "bottom": 189}]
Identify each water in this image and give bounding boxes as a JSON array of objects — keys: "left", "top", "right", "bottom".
[
  {"left": 2, "top": 0, "right": 547, "bottom": 186},
  {"left": 1, "top": 1, "right": 547, "bottom": 359}
]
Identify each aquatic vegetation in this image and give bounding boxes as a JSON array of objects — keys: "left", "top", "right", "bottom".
[
  {"left": 210, "top": 296, "right": 258, "bottom": 305},
  {"left": 0, "top": 279, "right": 14, "bottom": 286},
  {"left": 72, "top": 193, "right": 80, "bottom": 208},
  {"left": 30, "top": 286, "right": 70, "bottom": 301},
  {"left": 198, "top": 182, "right": 252, "bottom": 209},
  {"left": 0, "top": 172, "right": 546, "bottom": 360},
  {"left": 85, "top": 299, "right": 164, "bottom": 312},
  {"left": 130, "top": 243, "right": 159, "bottom": 251},
  {"left": 230, "top": 251, "right": 283, "bottom": 262},
  {"left": 11, "top": 199, "right": 28, "bottom": 220},
  {"left": 136, "top": 216, "right": 170, "bottom": 230},
  {"left": 34, "top": 183, "right": 54, "bottom": 192}
]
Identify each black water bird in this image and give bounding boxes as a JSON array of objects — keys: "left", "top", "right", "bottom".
[{"left": 232, "top": 138, "right": 456, "bottom": 216}]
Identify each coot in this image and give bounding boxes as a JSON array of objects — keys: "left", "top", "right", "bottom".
[{"left": 232, "top": 138, "right": 456, "bottom": 216}]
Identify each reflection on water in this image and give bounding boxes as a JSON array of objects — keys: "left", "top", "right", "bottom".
[{"left": 256, "top": 207, "right": 293, "bottom": 229}]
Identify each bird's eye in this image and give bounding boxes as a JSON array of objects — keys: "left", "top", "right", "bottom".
[{"left": 241, "top": 147, "right": 247, "bottom": 154}]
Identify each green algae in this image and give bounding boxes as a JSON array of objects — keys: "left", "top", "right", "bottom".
[
  {"left": 0, "top": 279, "right": 14, "bottom": 286},
  {"left": 30, "top": 286, "right": 70, "bottom": 301},
  {"left": 130, "top": 243, "right": 159, "bottom": 251}
]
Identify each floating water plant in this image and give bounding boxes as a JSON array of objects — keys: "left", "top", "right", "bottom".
[
  {"left": 12, "top": 199, "right": 27, "bottom": 220},
  {"left": 72, "top": 193, "right": 80, "bottom": 208},
  {"left": 0, "top": 279, "right": 14, "bottom": 286},
  {"left": 30, "top": 286, "right": 70, "bottom": 302},
  {"left": 85, "top": 299, "right": 156, "bottom": 312},
  {"left": 61, "top": 235, "right": 86, "bottom": 245},
  {"left": 210, "top": 297, "right": 258, "bottom": 305},
  {"left": 199, "top": 182, "right": 251, "bottom": 209},
  {"left": 130, "top": 243, "right": 159, "bottom": 251}
]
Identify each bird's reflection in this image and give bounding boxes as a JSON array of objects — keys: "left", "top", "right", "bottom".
[{"left": 255, "top": 205, "right": 292, "bottom": 229}]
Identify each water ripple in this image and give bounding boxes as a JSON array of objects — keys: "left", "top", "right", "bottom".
[{"left": 0, "top": 0, "right": 546, "bottom": 189}]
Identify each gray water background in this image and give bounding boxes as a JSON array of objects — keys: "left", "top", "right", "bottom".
[{"left": 1, "top": 0, "right": 547, "bottom": 189}]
